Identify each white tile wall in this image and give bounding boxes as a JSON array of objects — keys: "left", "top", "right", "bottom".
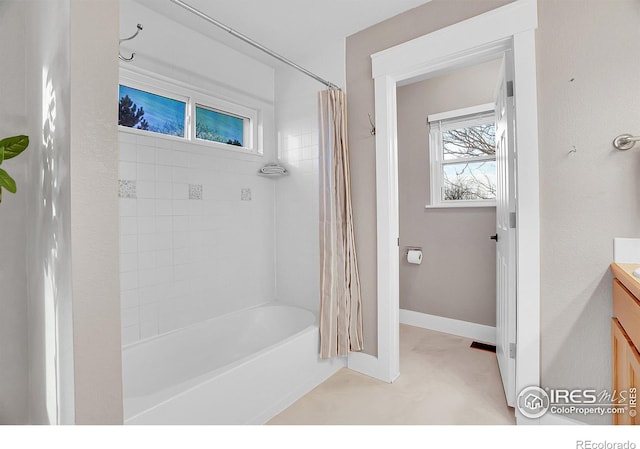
[
  {"left": 274, "top": 81, "right": 321, "bottom": 314},
  {"left": 272, "top": 46, "right": 345, "bottom": 315},
  {"left": 119, "top": 131, "right": 276, "bottom": 345}
]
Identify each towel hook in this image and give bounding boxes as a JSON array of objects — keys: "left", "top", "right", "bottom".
[
  {"left": 613, "top": 133, "right": 640, "bottom": 151},
  {"left": 119, "top": 23, "right": 143, "bottom": 62},
  {"left": 368, "top": 113, "right": 376, "bottom": 136}
]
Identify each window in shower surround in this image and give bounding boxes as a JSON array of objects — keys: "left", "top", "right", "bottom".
[
  {"left": 195, "top": 105, "right": 247, "bottom": 148},
  {"left": 427, "top": 103, "right": 496, "bottom": 208},
  {"left": 118, "top": 69, "right": 261, "bottom": 154},
  {"left": 118, "top": 85, "right": 186, "bottom": 138}
]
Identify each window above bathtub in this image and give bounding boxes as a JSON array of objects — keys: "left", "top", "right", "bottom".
[
  {"left": 119, "top": 84, "right": 187, "bottom": 138},
  {"left": 195, "top": 105, "right": 246, "bottom": 147},
  {"left": 119, "top": 68, "right": 261, "bottom": 155}
]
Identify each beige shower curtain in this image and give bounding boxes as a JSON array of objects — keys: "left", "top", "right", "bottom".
[{"left": 318, "top": 88, "right": 364, "bottom": 359}]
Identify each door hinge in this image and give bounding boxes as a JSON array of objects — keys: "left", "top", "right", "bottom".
[
  {"left": 509, "top": 212, "right": 517, "bottom": 229},
  {"left": 397, "top": 237, "right": 400, "bottom": 247},
  {"left": 507, "top": 81, "right": 514, "bottom": 98},
  {"left": 509, "top": 342, "right": 516, "bottom": 359}
]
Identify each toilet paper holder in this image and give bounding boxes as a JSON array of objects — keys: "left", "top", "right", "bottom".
[{"left": 404, "top": 247, "right": 422, "bottom": 255}]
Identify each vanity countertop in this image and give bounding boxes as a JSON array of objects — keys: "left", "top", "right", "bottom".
[{"left": 611, "top": 263, "right": 640, "bottom": 298}]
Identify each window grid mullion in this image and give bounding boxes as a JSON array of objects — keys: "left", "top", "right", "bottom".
[{"left": 441, "top": 155, "right": 496, "bottom": 165}]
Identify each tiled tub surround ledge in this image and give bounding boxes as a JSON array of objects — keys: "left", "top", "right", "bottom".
[{"left": 122, "top": 303, "right": 344, "bottom": 424}]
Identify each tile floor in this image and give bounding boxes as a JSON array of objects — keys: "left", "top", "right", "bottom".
[{"left": 268, "top": 324, "right": 515, "bottom": 425}]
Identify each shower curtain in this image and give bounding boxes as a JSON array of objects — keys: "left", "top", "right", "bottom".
[{"left": 318, "top": 88, "right": 364, "bottom": 359}]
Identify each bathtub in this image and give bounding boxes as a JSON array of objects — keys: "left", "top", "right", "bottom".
[{"left": 122, "top": 303, "right": 344, "bottom": 424}]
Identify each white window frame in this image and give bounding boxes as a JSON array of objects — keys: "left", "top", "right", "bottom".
[
  {"left": 427, "top": 103, "right": 496, "bottom": 208},
  {"left": 118, "top": 76, "right": 190, "bottom": 140},
  {"left": 192, "top": 93, "right": 257, "bottom": 152},
  {"left": 119, "top": 68, "right": 262, "bottom": 155}
]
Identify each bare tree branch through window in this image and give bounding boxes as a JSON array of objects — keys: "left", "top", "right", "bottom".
[{"left": 441, "top": 124, "right": 496, "bottom": 201}]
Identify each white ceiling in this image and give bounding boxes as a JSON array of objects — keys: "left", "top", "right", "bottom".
[{"left": 132, "top": 0, "right": 431, "bottom": 68}]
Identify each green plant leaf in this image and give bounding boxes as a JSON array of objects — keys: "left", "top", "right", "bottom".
[
  {"left": 0, "top": 168, "right": 17, "bottom": 193},
  {"left": 1, "top": 135, "right": 29, "bottom": 160},
  {"left": 0, "top": 144, "right": 4, "bottom": 164}
]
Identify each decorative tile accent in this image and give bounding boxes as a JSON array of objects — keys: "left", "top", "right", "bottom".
[
  {"left": 241, "top": 188, "right": 252, "bottom": 201},
  {"left": 189, "top": 184, "right": 203, "bottom": 200},
  {"left": 119, "top": 180, "right": 137, "bottom": 199}
]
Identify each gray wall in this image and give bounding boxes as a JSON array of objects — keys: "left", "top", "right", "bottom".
[
  {"left": 536, "top": 0, "right": 640, "bottom": 424},
  {"left": 347, "top": 0, "right": 640, "bottom": 424},
  {"left": 346, "top": 0, "right": 511, "bottom": 355},
  {"left": 0, "top": 0, "right": 122, "bottom": 424},
  {"left": 1, "top": 0, "right": 78, "bottom": 425},
  {"left": 69, "top": 0, "right": 123, "bottom": 424},
  {"left": 23, "top": 0, "right": 75, "bottom": 425},
  {"left": 397, "top": 60, "right": 501, "bottom": 327},
  {"left": 0, "top": 1, "right": 29, "bottom": 425}
]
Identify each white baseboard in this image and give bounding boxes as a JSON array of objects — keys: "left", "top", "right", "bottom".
[
  {"left": 400, "top": 309, "right": 496, "bottom": 345},
  {"left": 347, "top": 351, "right": 399, "bottom": 383}
]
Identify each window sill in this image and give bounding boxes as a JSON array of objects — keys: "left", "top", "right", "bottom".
[
  {"left": 425, "top": 202, "right": 496, "bottom": 209},
  {"left": 119, "top": 126, "right": 263, "bottom": 157}
]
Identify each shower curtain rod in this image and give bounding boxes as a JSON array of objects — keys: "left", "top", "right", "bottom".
[{"left": 169, "top": 0, "right": 341, "bottom": 90}]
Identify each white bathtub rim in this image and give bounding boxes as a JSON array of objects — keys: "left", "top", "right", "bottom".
[
  {"left": 123, "top": 301, "right": 319, "bottom": 421},
  {"left": 124, "top": 317, "right": 319, "bottom": 422},
  {"left": 122, "top": 300, "right": 316, "bottom": 351},
  {"left": 124, "top": 301, "right": 319, "bottom": 421}
]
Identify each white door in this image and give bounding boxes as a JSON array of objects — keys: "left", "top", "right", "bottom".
[{"left": 494, "top": 53, "right": 517, "bottom": 407}]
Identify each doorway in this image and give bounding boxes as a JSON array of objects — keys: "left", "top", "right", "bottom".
[
  {"left": 396, "top": 58, "right": 502, "bottom": 340},
  {"left": 396, "top": 56, "right": 507, "bottom": 402},
  {"left": 347, "top": 0, "right": 540, "bottom": 424}
]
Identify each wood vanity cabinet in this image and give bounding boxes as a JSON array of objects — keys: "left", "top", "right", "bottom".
[{"left": 610, "top": 263, "right": 640, "bottom": 425}]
